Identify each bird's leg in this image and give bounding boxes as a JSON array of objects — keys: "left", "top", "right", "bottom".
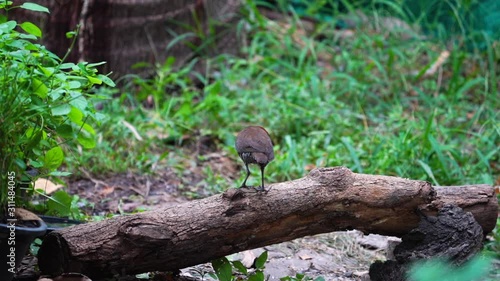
[
  {"left": 254, "top": 165, "right": 268, "bottom": 192},
  {"left": 240, "top": 163, "right": 251, "bottom": 188},
  {"left": 260, "top": 166, "right": 265, "bottom": 190}
]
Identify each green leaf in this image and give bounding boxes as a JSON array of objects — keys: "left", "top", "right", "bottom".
[
  {"left": 77, "top": 130, "right": 96, "bottom": 149},
  {"left": 248, "top": 271, "right": 265, "bottom": 281},
  {"left": 231, "top": 260, "right": 247, "bottom": 274},
  {"left": 38, "top": 66, "right": 55, "bottom": 77},
  {"left": 0, "top": 14, "right": 8, "bottom": 24},
  {"left": 49, "top": 89, "right": 65, "bottom": 100},
  {"left": 207, "top": 273, "right": 218, "bottom": 279},
  {"left": 93, "top": 112, "right": 107, "bottom": 122},
  {"left": 66, "top": 31, "right": 76, "bottom": 38},
  {"left": 46, "top": 190, "right": 72, "bottom": 217},
  {"left": 416, "top": 159, "right": 439, "bottom": 186},
  {"left": 32, "top": 78, "right": 49, "bottom": 98},
  {"left": 56, "top": 124, "right": 74, "bottom": 138},
  {"left": 211, "top": 257, "right": 233, "bottom": 281},
  {"left": 68, "top": 81, "right": 82, "bottom": 89},
  {"left": 97, "top": 74, "right": 115, "bottom": 87},
  {"left": 88, "top": 61, "right": 107, "bottom": 67},
  {"left": 69, "top": 94, "right": 88, "bottom": 110},
  {"left": 60, "top": 63, "right": 74, "bottom": 69},
  {"left": 24, "top": 129, "right": 44, "bottom": 154},
  {"left": 30, "top": 160, "right": 44, "bottom": 168},
  {"left": 254, "top": 251, "right": 268, "bottom": 269},
  {"left": 81, "top": 122, "right": 96, "bottom": 135},
  {"left": 0, "top": 2, "right": 13, "bottom": 10},
  {"left": 340, "top": 136, "right": 363, "bottom": 173},
  {"left": 14, "top": 158, "right": 27, "bottom": 170},
  {"left": 76, "top": 62, "right": 89, "bottom": 75},
  {"left": 313, "top": 277, "right": 326, "bottom": 281},
  {"left": 51, "top": 103, "right": 71, "bottom": 116},
  {"left": 44, "top": 146, "right": 64, "bottom": 170},
  {"left": 17, "top": 33, "right": 37, "bottom": 40},
  {"left": 87, "top": 75, "right": 102, "bottom": 85},
  {"left": 49, "top": 171, "right": 72, "bottom": 177},
  {"left": 0, "top": 20, "right": 16, "bottom": 34},
  {"left": 20, "top": 21, "right": 42, "bottom": 37},
  {"left": 20, "top": 2, "right": 50, "bottom": 13},
  {"left": 68, "top": 107, "right": 84, "bottom": 123}
]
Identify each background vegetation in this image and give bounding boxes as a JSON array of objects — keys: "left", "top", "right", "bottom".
[
  {"left": 65, "top": 0, "right": 498, "bottom": 248},
  {"left": 71, "top": 0, "right": 498, "bottom": 189},
  {"left": 9, "top": 0, "right": 496, "bottom": 279}
]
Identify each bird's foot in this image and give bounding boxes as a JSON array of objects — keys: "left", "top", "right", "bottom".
[{"left": 253, "top": 186, "right": 270, "bottom": 193}]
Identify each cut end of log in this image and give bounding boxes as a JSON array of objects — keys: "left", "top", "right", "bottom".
[{"left": 38, "top": 232, "right": 68, "bottom": 276}]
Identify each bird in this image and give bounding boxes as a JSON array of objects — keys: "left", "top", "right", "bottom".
[{"left": 235, "top": 126, "right": 274, "bottom": 191}]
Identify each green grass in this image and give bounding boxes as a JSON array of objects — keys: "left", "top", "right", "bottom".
[
  {"left": 65, "top": 0, "right": 498, "bottom": 259},
  {"left": 67, "top": 0, "right": 498, "bottom": 187}
]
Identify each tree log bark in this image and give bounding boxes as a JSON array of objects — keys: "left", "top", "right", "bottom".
[
  {"left": 421, "top": 184, "right": 498, "bottom": 234},
  {"left": 369, "top": 204, "right": 485, "bottom": 281},
  {"left": 38, "top": 167, "right": 498, "bottom": 278}
]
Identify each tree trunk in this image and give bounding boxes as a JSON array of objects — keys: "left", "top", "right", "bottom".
[
  {"left": 37, "top": 167, "right": 498, "bottom": 279},
  {"left": 11, "top": 0, "right": 242, "bottom": 78}
]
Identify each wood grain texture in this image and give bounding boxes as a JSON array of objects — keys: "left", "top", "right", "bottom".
[{"left": 37, "top": 167, "right": 497, "bottom": 278}]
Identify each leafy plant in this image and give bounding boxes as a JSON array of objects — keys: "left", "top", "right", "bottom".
[
  {"left": 210, "top": 251, "right": 325, "bottom": 281},
  {"left": 210, "top": 251, "right": 267, "bottom": 281},
  {"left": 408, "top": 255, "right": 493, "bottom": 281},
  {"left": 0, "top": 1, "right": 114, "bottom": 215}
]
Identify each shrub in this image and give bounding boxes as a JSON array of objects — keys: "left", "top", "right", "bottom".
[{"left": 0, "top": 1, "right": 115, "bottom": 212}]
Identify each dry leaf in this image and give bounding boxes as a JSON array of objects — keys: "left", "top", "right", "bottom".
[
  {"left": 99, "top": 185, "right": 115, "bottom": 196},
  {"left": 122, "top": 120, "right": 143, "bottom": 141},
  {"left": 304, "top": 164, "right": 316, "bottom": 171},
  {"left": 35, "top": 178, "right": 64, "bottom": 194},
  {"left": 241, "top": 250, "right": 256, "bottom": 268},
  {"left": 299, "top": 254, "right": 313, "bottom": 260}
]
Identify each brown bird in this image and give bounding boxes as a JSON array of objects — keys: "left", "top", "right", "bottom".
[{"left": 235, "top": 126, "right": 274, "bottom": 191}]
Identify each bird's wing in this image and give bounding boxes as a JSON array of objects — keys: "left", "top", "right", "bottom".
[{"left": 238, "top": 137, "right": 274, "bottom": 157}]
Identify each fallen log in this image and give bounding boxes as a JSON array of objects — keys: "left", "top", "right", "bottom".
[{"left": 38, "top": 167, "right": 498, "bottom": 278}]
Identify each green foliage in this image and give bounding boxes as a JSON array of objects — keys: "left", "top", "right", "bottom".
[
  {"left": 210, "top": 251, "right": 322, "bottom": 281},
  {"left": 211, "top": 257, "right": 234, "bottom": 281},
  {"left": 43, "top": 190, "right": 90, "bottom": 220},
  {"left": 210, "top": 251, "right": 268, "bottom": 281},
  {"left": 72, "top": 0, "right": 498, "bottom": 190},
  {"left": 408, "top": 255, "right": 493, "bottom": 281},
  {"left": 0, "top": 1, "right": 114, "bottom": 213}
]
